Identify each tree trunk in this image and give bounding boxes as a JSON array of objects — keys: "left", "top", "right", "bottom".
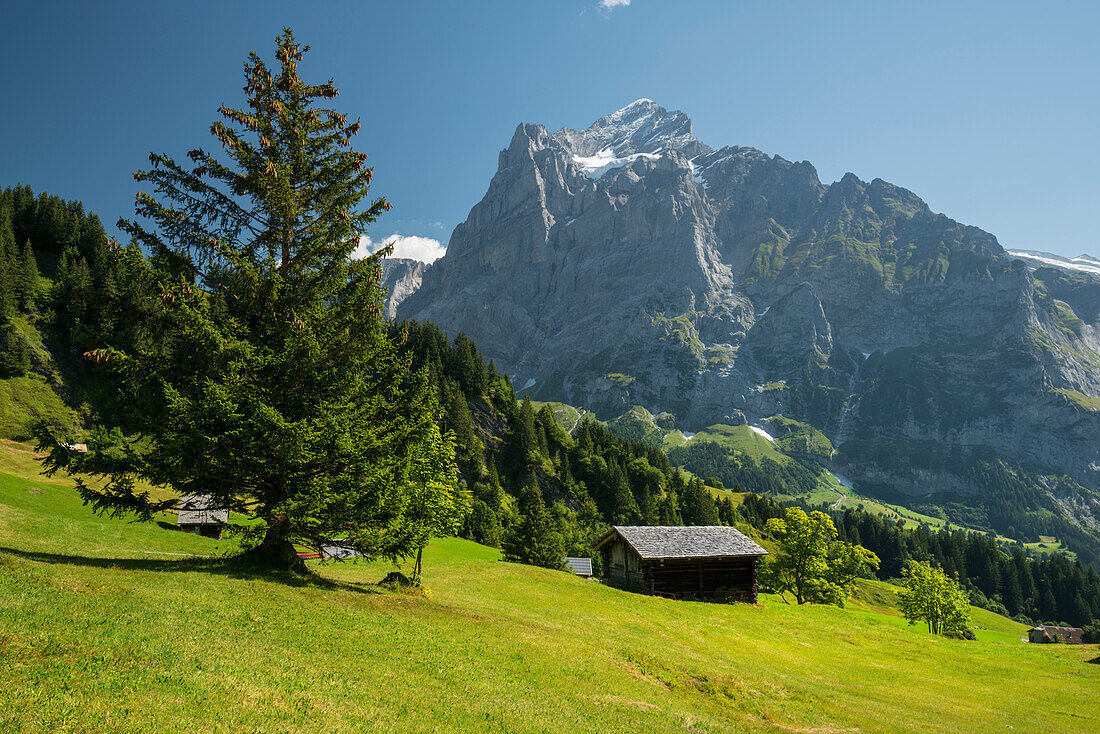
[{"left": 244, "top": 513, "right": 305, "bottom": 571}]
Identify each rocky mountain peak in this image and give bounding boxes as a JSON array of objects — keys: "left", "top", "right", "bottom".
[{"left": 553, "top": 99, "right": 710, "bottom": 173}]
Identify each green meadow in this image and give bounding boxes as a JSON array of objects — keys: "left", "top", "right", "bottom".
[{"left": 1, "top": 441, "right": 1098, "bottom": 733}]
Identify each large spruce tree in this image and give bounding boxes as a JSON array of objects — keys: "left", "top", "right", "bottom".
[
  {"left": 37, "top": 29, "right": 461, "bottom": 567},
  {"left": 502, "top": 476, "right": 564, "bottom": 569}
]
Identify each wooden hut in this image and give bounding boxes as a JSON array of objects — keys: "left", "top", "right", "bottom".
[
  {"left": 176, "top": 495, "right": 229, "bottom": 539},
  {"left": 1028, "top": 625, "right": 1084, "bottom": 644},
  {"left": 592, "top": 526, "right": 767, "bottom": 602}
]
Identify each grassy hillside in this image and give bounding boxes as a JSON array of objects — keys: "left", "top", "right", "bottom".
[
  {"left": 0, "top": 375, "right": 78, "bottom": 441},
  {"left": 1, "top": 442, "right": 1099, "bottom": 733},
  {"left": 683, "top": 424, "right": 792, "bottom": 463},
  {"left": 531, "top": 400, "right": 587, "bottom": 434}
]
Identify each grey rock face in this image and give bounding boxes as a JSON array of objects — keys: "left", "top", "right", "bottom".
[
  {"left": 381, "top": 258, "right": 426, "bottom": 319},
  {"left": 397, "top": 100, "right": 1100, "bottom": 500}
]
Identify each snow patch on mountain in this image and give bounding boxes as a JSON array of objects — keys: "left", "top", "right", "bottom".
[
  {"left": 573, "top": 148, "right": 661, "bottom": 179},
  {"left": 553, "top": 98, "right": 709, "bottom": 162},
  {"left": 748, "top": 425, "right": 776, "bottom": 442},
  {"left": 1008, "top": 249, "right": 1100, "bottom": 278}
]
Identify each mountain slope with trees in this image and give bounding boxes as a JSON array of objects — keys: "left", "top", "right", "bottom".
[{"left": 393, "top": 99, "right": 1100, "bottom": 565}]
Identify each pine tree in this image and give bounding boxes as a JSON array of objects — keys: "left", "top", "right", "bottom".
[
  {"left": 502, "top": 477, "right": 564, "bottom": 569},
  {"left": 1071, "top": 593, "right": 1093, "bottom": 627},
  {"left": 537, "top": 421, "right": 549, "bottom": 458},
  {"left": 717, "top": 496, "right": 738, "bottom": 525},
  {"left": 53, "top": 246, "right": 92, "bottom": 331},
  {"left": 464, "top": 497, "right": 504, "bottom": 548},
  {"left": 1040, "top": 584, "right": 1059, "bottom": 622},
  {"left": 37, "top": 29, "right": 460, "bottom": 568},
  {"left": 452, "top": 334, "right": 486, "bottom": 397},
  {"left": 19, "top": 240, "right": 37, "bottom": 311},
  {"left": 512, "top": 395, "right": 538, "bottom": 466},
  {"left": 658, "top": 490, "right": 682, "bottom": 525},
  {"left": 680, "top": 477, "right": 720, "bottom": 525},
  {"left": 0, "top": 211, "right": 15, "bottom": 315},
  {"left": 609, "top": 463, "right": 640, "bottom": 525},
  {"left": 487, "top": 458, "right": 503, "bottom": 495},
  {"left": 559, "top": 450, "right": 574, "bottom": 490},
  {"left": 487, "top": 360, "right": 501, "bottom": 395},
  {"left": 0, "top": 320, "right": 31, "bottom": 377}
]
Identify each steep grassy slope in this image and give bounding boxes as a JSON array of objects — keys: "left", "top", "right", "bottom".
[
  {"left": 1, "top": 442, "right": 1099, "bottom": 733},
  {"left": 682, "top": 424, "right": 792, "bottom": 463}
]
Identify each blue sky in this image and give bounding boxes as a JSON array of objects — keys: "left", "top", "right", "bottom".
[{"left": 2, "top": 1, "right": 1098, "bottom": 260}]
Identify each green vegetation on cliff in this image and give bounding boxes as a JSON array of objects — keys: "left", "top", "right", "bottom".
[
  {"left": 766, "top": 415, "right": 834, "bottom": 458},
  {"left": 1052, "top": 387, "right": 1100, "bottom": 412}
]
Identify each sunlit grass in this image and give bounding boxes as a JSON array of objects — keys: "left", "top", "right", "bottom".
[{"left": 1, "top": 440, "right": 1098, "bottom": 733}]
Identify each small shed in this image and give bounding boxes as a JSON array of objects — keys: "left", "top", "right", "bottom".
[
  {"left": 1029, "top": 625, "right": 1084, "bottom": 644},
  {"left": 593, "top": 525, "right": 767, "bottom": 602},
  {"left": 177, "top": 495, "right": 229, "bottom": 539},
  {"left": 563, "top": 557, "right": 593, "bottom": 577}
]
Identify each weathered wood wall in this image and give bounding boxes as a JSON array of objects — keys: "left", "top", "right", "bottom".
[
  {"left": 644, "top": 557, "right": 758, "bottom": 602},
  {"left": 602, "top": 539, "right": 647, "bottom": 591},
  {"left": 599, "top": 538, "right": 759, "bottom": 602}
]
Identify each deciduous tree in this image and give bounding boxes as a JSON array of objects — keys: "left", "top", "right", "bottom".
[
  {"left": 896, "top": 561, "right": 972, "bottom": 636},
  {"left": 763, "top": 507, "right": 879, "bottom": 605}
]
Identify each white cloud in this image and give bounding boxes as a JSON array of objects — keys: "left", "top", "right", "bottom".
[
  {"left": 599, "top": 0, "right": 631, "bottom": 9},
  {"left": 354, "top": 233, "right": 447, "bottom": 264}
]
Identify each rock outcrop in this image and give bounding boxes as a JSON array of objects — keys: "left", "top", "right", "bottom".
[{"left": 380, "top": 258, "right": 425, "bottom": 319}]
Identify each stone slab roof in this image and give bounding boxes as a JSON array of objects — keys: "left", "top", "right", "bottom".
[
  {"left": 595, "top": 525, "right": 767, "bottom": 560},
  {"left": 177, "top": 494, "right": 229, "bottom": 526}
]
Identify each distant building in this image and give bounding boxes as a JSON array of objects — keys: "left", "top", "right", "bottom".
[
  {"left": 176, "top": 495, "right": 229, "bottom": 539},
  {"left": 63, "top": 443, "right": 88, "bottom": 453},
  {"left": 1028, "top": 625, "right": 1084, "bottom": 644},
  {"left": 592, "top": 525, "right": 767, "bottom": 602},
  {"left": 563, "top": 557, "right": 593, "bottom": 577}
]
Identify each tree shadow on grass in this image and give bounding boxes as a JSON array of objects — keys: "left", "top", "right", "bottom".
[
  {"left": 0, "top": 545, "right": 384, "bottom": 596},
  {"left": 1087, "top": 654, "right": 1100, "bottom": 665}
]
